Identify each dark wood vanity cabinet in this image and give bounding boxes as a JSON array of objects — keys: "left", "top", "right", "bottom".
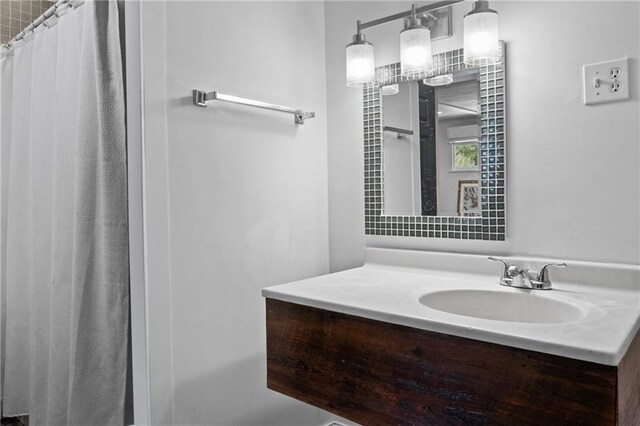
[{"left": 266, "top": 298, "right": 640, "bottom": 425}]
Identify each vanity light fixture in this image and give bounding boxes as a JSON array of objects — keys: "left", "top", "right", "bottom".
[
  {"left": 400, "top": 5, "right": 432, "bottom": 78},
  {"left": 463, "top": 0, "right": 500, "bottom": 66},
  {"left": 346, "top": 1, "right": 500, "bottom": 87},
  {"left": 346, "top": 21, "right": 376, "bottom": 87}
]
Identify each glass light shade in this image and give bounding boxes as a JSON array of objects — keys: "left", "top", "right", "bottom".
[
  {"left": 423, "top": 74, "right": 453, "bottom": 87},
  {"left": 400, "top": 25, "right": 432, "bottom": 79},
  {"left": 463, "top": 7, "right": 499, "bottom": 66},
  {"left": 346, "top": 40, "right": 375, "bottom": 87},
  {"left": 381, "top": 84, "right": 399, "bottom": 96}
]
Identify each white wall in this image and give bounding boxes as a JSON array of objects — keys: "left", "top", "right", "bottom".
[
  {"left": 325, "top": 1, "right": 640, "bottom": 268},
  {"left": 140, "top": 2, "right": 334, "bottom": 424}
]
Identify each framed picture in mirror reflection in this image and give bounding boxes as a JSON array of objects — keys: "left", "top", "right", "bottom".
[{"left": 457, "top": 180, "right": 480, "bottom": 217}]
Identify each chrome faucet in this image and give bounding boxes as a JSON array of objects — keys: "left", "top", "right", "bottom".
[{"left": 488, "top": 257, "right": 567, "bottom": 290}]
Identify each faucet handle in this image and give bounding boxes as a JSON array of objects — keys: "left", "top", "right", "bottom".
[
  {"left": 536, "top": 262, "right": 567, "bottom": 282},
  {"left": 488, "top": 257, "right": 511, "bottom": 277}
]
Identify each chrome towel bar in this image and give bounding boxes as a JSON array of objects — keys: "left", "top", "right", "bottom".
[
  {"left": 383, "top": 126, "right": 414, "bottom": 136},
  {"left": 192, "top": 90, "right": 315, "bottom": 125}
]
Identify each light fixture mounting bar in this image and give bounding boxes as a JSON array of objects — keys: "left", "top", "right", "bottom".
[{"left": 358, "top": 0, "right": 462, "bottom": 31}]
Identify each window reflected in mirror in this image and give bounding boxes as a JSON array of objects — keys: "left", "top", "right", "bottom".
[{"left": 452, "top": 144, "right": 478, "bottom": 171}]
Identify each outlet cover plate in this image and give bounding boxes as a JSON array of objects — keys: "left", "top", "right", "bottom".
[{"left": 583, "top": 58, "right": 630, "bottom": 105}]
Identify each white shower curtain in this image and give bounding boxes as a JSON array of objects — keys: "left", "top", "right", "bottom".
[{"left": 0, "top": 1, "right": 129, "bottom": 424}]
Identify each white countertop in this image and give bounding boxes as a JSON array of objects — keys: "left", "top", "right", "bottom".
[{"left": 263, "top": 249, "right": 640, "bottom": 366}]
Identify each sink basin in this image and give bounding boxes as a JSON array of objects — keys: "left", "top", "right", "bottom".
[{"left": 419, "top": 290, "right": 585, "bottom": 324}]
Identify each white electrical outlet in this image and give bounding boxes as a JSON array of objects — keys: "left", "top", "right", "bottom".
[{"left": 583, "top": 58, "right": 630, "bottom": 105}]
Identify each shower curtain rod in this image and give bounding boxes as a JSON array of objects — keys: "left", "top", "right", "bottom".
[{"left": 3, "top": 0, "right": 80, "bottom": 48}]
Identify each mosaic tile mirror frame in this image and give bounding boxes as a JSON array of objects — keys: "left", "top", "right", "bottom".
[{"left": 364, "top": 41, "right": 506, "bottom": 240}]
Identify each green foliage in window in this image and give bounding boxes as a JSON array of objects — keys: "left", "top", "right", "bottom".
[{"left": 454, "top": 144, "right": 478, "bottom": 170}]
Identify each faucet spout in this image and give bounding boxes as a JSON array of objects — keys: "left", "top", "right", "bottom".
[{"left": 509, "top": 266, "right": 533, "bottom": 289}]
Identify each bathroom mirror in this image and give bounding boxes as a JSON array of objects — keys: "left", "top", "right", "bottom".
[{"left": 364, "top": 42, "right": 506, "bottom": 240}]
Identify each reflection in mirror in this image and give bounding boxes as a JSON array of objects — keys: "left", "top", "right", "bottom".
[{"left": 382, "top": 71, "right": 480, "bottom": 217}]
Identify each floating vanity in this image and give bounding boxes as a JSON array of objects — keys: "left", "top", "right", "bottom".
[{"left": 263, "top": 249, "right": 640, "bottom": 425}]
